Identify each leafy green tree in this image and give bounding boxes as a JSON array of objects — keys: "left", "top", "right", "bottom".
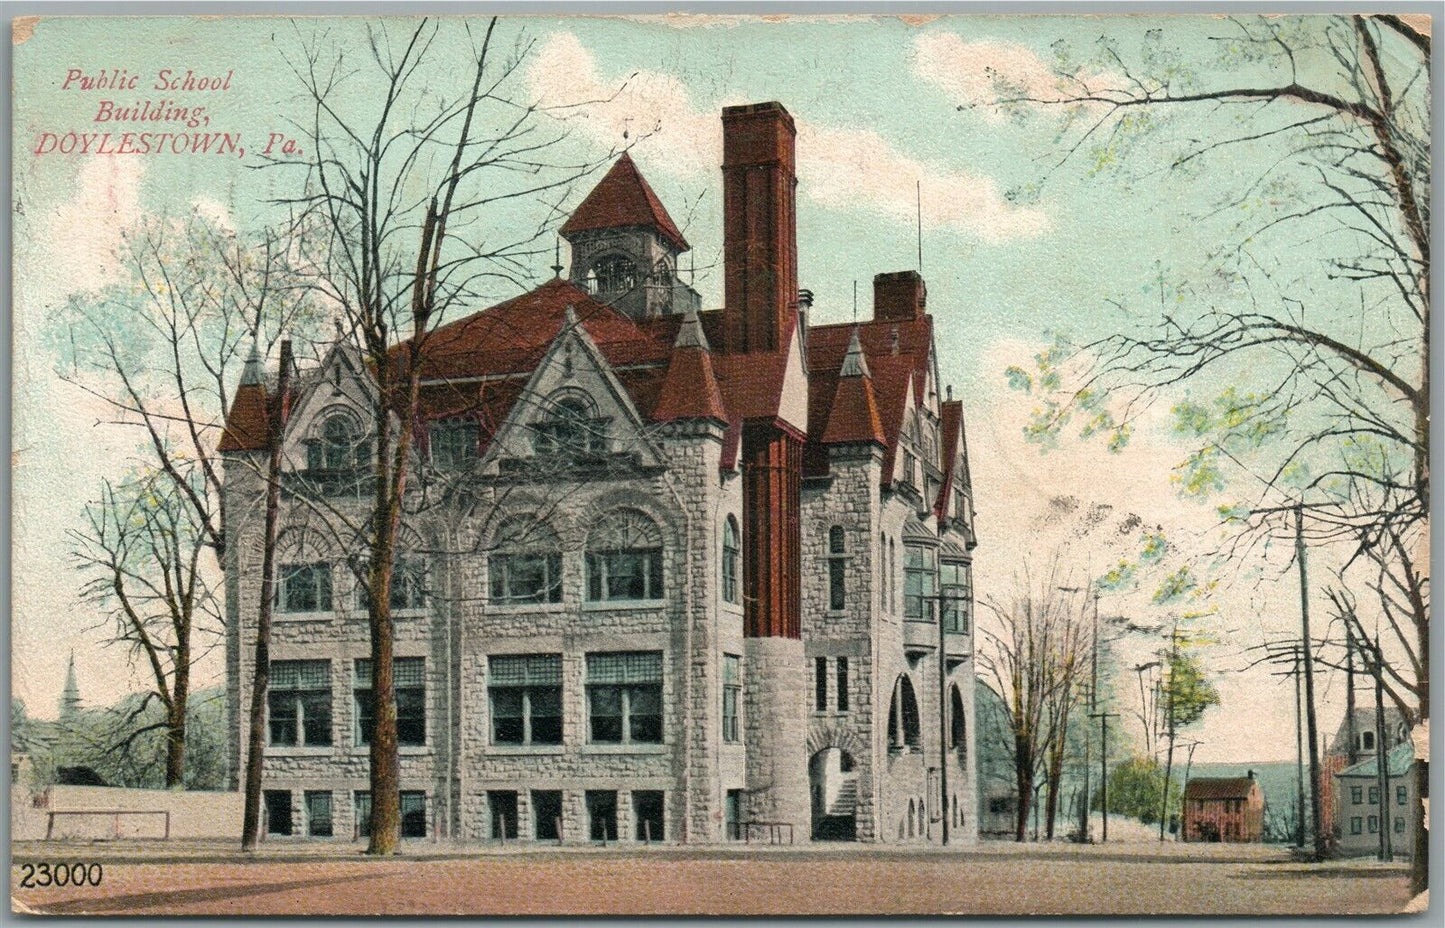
[{"left": 1099, "top": 755, "right": 1179, "bottom": 826}]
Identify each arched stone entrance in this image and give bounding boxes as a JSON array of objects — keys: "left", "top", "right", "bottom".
[{"left": 808, "top": 747, "right": 859, "bottom": 841}]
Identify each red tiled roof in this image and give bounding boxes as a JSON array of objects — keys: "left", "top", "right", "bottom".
[
  {"left": 935, "top": 399, "right": 963, "bottom": 516},
  {"left": 821, "top": 373, "right": 885, "bottom": 447},
  {"left": 1184, "top": 778, "right": 1258, "bottom": 801},
  {"left": 653, "top": 346, "right": 728, "bottom": 423},
  {"left": 218, "top": 383, "right": 269, "bottom": 452},
  {"left": 560, "top": 153, "right": 689, "bottom": 252}
]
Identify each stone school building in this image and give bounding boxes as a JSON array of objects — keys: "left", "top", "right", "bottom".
[{"left": 220, "top": 101, "right": 979, "bottom": 846}]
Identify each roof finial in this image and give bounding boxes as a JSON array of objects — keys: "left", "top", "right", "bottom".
[
  {"left": 240, "top": 336, "right": 264, "bottom": 386},
  {"left": 564, "top": 304, "right": 579, "bottom": 330},
  {"left": 946, "top": 384, "right": 953, "bottom": 402},
  {"left": 674, "top": 306, "right": 710, "bottom": 351},
  {"left": 852, "top": 280, "right": 858, "bottom": 324},
  {"left": 839, "top": 326, "right": 870, "bottom": 379},
  {"left": 551, "top": 235, "right": 564, "bottom": 278}
]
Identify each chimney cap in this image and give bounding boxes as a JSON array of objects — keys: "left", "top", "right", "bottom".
[
  {"left": 722, "top": 101, "right": 795, "bottom": 125},
  {"left": 874, "top": 269, "right": 924, "bottom": 285}
]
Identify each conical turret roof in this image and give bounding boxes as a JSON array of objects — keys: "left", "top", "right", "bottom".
[{"left": 560, "top": 153, "right": 690, "bottom": 252}]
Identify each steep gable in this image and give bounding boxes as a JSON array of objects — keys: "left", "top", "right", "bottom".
[{"left": 560, "top": 152, "right": 690, "bottom": 252}]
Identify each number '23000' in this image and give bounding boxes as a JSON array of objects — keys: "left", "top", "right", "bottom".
[{"left": 18, "top": 862, "right": 103, "bottom": 887}]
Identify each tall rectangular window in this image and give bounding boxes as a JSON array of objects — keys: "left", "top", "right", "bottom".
[
  {"left": 1369, "top": 786, "right": 1380, "bottom": 804},
  {"left": 265, "top": 790, "right": 293, "bottom": 836},
  {"left": 586, "top": 790, "right": 618, "bottom": 842},
  {"left": 488, "top": 654, "right": 563, "bottom": 745},
  {"left": 814, "top": 657, "right": 828, "bottom": 711},
  {"left": 725, "top": 789, "right": 744, "bottom": 841},
  {"left": 305, "top": 791, "right": 333, "bottom": 838},
  {"left": 940, "top": 560, "right": 971, "bottom": 633},
  {"left": 722, "top": 654, "right": 741, "bottom": 743},
  {"left": 355, "top": 791, "right": 372, "bottom": 838},
  {"left": 827, "top": 526, "right": 847, "bottom": 610},
  {"left": 1368, "top": 814, "right": 1379, "bottom": 834},
  {"left": 354, "top": 657, "right": 426, "bottom": 746},
  {"left": 279, "top": 563, "right": 332, "bottom": 613},
  {"left": 489, "top": 790, "right": 518, "bottom": 840},
  {"left": 586, "top": 652, "right": 663, "bottom": 744},
  {"left": 634, "top": 790, "right": 665, "bottom": 842},
  {"left": 904, "top": 544, "right": 938, "bottom": 619},
  {"left": 1398, "top": 786, "right": 1408, "bottom": 806},
  {"left": 401, "top": 791, "right": 427, "bottom": 839},
  {"left": 722, "top": 518, "right": 740, "bottom": 605},
  {"left": 1351, "top": 785, "right": 1363, "bottom": 804},
  {"left": 1350, "top": 816, "right": 1362, "bottom": 835},
  {"left": 268, "top": 660, "right": 332, "bottom": 747},
  {"left": 533, "top": 790, "right": 563, "bottom": 841},
  {"left": 836, "top": 657, "right": 850, "bottom": 713}
]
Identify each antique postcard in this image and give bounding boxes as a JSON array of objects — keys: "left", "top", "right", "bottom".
[{"left": 8, "top": 8, "right": 1434, "bottom": 916}]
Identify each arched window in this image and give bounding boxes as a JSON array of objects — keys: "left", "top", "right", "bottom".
[
  {"left": 489, "top": 517, "right": 563, "bottom": 605},
  {"left": 887, "top": 674, "right": 921, "bottom": 752},
  {"left": 827, "top": 526, "right": 846, "bottom": 610},
  {"left": 534, "top": 394, "right": 606, "bottom": 457},
  {"left": 722, "top": 517, "right": 740, "bottom": 605},
  {"left": 592, "top": 255, "right": 637, "bottom": 294},
  {"left": 587, "top": 509, "right": 664, "bottom": 602},
  {"left": 950, "top": 685, "right": 967, "bottom": 753},
  {"left": 309, "top": 414, "right": 365, "bottom": 472}
]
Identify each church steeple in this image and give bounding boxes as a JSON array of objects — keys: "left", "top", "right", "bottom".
[{"left": 59, "top": 650, "right": 81, "bottom": 722}]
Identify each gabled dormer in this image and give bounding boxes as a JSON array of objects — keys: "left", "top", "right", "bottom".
[{"left": 561, "top": 153, "right": 701, "bottom": 320}]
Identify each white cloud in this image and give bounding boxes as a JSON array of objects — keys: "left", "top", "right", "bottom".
[
  {"left": 909, "top": 32, "right": 1114, "bottom": 123},
  {"left": 529, "top": 32, "right": 1048, "bottom": 242}
]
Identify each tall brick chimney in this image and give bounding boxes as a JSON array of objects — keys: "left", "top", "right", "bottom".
[
  {"left": 873, "top": 270, "right": 926, "bottom": 322},
  {"left": 721, "top": 102, "right": 798, "bottom": 355}
]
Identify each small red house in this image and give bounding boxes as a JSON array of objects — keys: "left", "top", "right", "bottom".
[{"left": 1182, "top": 773, "right": 1264, "bottom": 843}]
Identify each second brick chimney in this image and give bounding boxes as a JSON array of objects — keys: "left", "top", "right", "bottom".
[
  {"left": 721, "top": 102, "right": 798, "bottom": 355},
  {"left": 873, "top": 270, "right": 927, "bottom": 322}
]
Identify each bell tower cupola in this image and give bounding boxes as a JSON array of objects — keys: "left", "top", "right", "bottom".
[{"left": 560, "top": 152, "right": 701, "bottom": 320}]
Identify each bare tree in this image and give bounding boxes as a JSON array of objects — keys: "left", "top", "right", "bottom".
[
  {"left": 978, "top": 562, "right": 1091, "bottom": 841},
  {"left": 274, "top": 16, "right": 621, "bottom": 853},
  {"left": 70, "top": 473, "right": 221, "bottom": 787}
]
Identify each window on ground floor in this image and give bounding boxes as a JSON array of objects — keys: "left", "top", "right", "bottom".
[
  {"left": 1368, "top": 814, "right": 1379, "bottom": 834},
  {"left": 401, "top": 791, "right": 427, "bottom": 839},
  {"left": 725, "top": 789, "right": 744, "bottom": 841},
  {"left": 634, "top": 790, "right": 665, "bottom": 842},
  {"left": 533, "top": 790, "right": 563, "bottom": 841},
  {"left": 265, "top": 790, "right": 293, "bottom": 837},
  {"left": 586, "top": 790, "right": 618, "bottom": 842},
  {"left": 722, "top": 654, "right": 741, "bottom": 743},
  {"left": 489, "top": 790, "right": 518, "bottom": 840},
  {"left": 355, "top": 791, "right": 372, "bottom": 839},
  {"left": 305, "top": 791, "right": 332, "bottom": 838},
  {"left": 1350, "top": 816, "right": 1362, "bottom": 835},
  {"left": 1395, "top": 816, "right": 1405, "bottom": 833}
]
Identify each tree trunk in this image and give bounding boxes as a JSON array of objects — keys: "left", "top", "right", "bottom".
[
  {"left": 165, "top": 676, "right": 188, "bottom": 789},
  {"left": 1044, "top": 736, "right": 1065, "bottom": 840},
  {"left": 1013, "top": 742, "right": 1033, "bottom": 842},
  {"left": 241, "top": 344, "right": 290, "bottom": 852}
]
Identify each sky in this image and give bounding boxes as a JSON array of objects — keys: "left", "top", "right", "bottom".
[{"left": 11, "top": 13, "right": 1422, "bottom": 764}]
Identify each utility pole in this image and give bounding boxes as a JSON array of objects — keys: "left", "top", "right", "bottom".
[
  {"left": 1295, "top": 504, "right": 1326, "bottom": 859},
  {"left": 1372, "top": 635, "right": 1392, "bottom": 862},
  {"left": 1089, "top": 710, "right": 1119, "bottom": 843},
  {"left": 1293, "top": 647, "right": 1306, "bottom": 848},
  {"left": 1346, "top": 626, "right": 1358, "bottom": 765},
  {"left": 1159, "top": 618, "right": 1179, "bottom": 842}
]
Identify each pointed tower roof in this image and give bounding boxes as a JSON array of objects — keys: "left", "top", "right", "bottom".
[
  {"left": 653, "top": 309, "right": 728, "bottom": 424},
  {"left": 219, "top": 355, "right": 270, "bottom": 452},
  {"left": 821, "top": 328, "right": 885, "bottom": 447},
  {"left": 560, "top": 152, "right": 690, "bottom": 252},
  {"left": 59, "top": 651, "right": 80, "bottom": 721}
]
